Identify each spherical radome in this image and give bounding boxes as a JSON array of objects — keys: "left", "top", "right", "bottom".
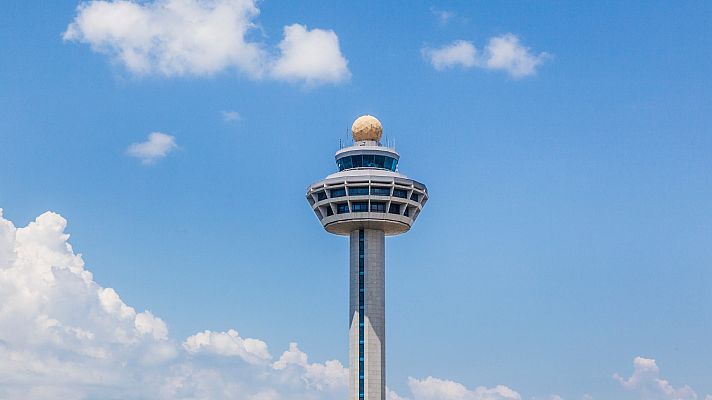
[{"left": 351, "top": 115, "right": 383, "bottom": 142}]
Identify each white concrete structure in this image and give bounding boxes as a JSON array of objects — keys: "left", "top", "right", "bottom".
[{"left": 307, "top": 115, "right": 428, "bottom": 400}]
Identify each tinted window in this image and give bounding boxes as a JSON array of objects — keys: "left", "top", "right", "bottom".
[
  {"left": 352, "top": 155, "right": 363, "bottom": 168},
  {"left": 349, "top": 187, "right": 369, "bottom": 196},
  {"left": 410, "top": 193, "right": 419, "bottom": 202},
  {"left": 371, "top": 186, "right": 390, "bottom": 196},
  {"left": 371, "top": 202, "right": 386, "bottom": 212},
  {"left": 336, "top": 203, "right": 349, "bottom": 214},
  {"left": 374, "top": 155, "right": 385, "bottom": 168},
  {"left": 393, "top": 189, "right": 407, "bottom": 198},
  {"left": 388, "top": 204, "right": 400, "bottom": 214},
  {"left": 330, "top": 188, "right": 346, "bottom": 197},
  {"left": 336, "top": 155, "right": 399, "bottom": 171},
  {"left": 363, "top": 155, "right": 376, "bottom": 167},
  {"left": 316, "top": 191, "right": 327, "bottom": 201},
  {"left": 352, "top": 202, "right": 368, "bottom": 212}
]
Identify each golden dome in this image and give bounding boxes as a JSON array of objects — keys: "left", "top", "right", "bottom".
[{"left": 351, "top": 115, "right": 383, "bottom": 142}]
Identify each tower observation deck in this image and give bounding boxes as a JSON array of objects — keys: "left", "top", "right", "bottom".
[{"left": 306, "top": 115, "right": 428, "bottom": 400}]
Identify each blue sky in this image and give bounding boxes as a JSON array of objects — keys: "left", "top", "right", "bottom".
[{"left": 1, "top": 1, "right": 711, "bottom": 399}]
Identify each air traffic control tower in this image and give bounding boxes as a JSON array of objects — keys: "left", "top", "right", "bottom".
[{"left": 306, "top": 115, "right": 428, "bottom": 400}]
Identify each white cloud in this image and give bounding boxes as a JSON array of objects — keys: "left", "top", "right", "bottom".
[
  {"left": 0, "top": 209, "right": 348, "bottom": 399},
  {"left": 408, "top": 376, "right": 521, "bottom": 400},
  {"left": 431, "top": 8, "right": 455, "bottom": 26},
  {"left": 273, "top": 343, "right": 348, "bottom": 390},
  {"left": 183, "top": 329, "right": 271, "bottom": 365},
  {"left": 63, "top": 0, "right": 350, "bottom": 85},
  {"left": 3, "top": 209, "right": 708, "bottom": 400},
  {"left": 127, "top": 132, "right": 177, "bottom": 164},
  {"left": 483, "top": 34, "right": 550, "bottom": 78},
  {"left": 271, "top": 24, "right": 350, "bottom": 85},
  {"left": 421, "top": 40, "right": 477, "bottom": 70},
  {"left": 422, "top": 34, "right": 549, "bottom": 78},
  {"left": 222, "top": 110, "right": 242, "bottom": 123},
  {"left": 614, "top": 357, "right": 698, "bottom": 400},
  {"left": 388, "top": 388, "right": 409, "bottom": 400}
]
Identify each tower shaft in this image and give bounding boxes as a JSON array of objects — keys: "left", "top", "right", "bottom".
[{"left": 349, "top": 229, "right": 385, "bottom": 400}]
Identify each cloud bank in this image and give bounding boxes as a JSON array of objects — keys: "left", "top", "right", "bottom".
[
  {"left": 0, "top": 209, "right": 707, "bottom": 400},
  {"left": 63, "top": 0, "right": 350, "bottom": 85},
  {"left": 422, "top": 34, "right": 550, "bottom": 78},
  {"left": 0, "top": 209, "right": 346, "bottom": 399}
]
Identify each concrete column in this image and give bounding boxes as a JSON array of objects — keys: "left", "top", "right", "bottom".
[{"left": 350, "top": 229, "right": 385, "bottom": 400}]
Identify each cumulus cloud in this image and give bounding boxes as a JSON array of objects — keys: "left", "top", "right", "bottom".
[
  {"left": 3, "top": 209, "right": 707, "bottom": 400},
  {"left": 0, "top": 208, "right": 523, "bottom": 400},
  {"left": 0, "top": 209, "right": 348, "bottom": 399},
  {"left": 422, "top": 34, "right": 549, "bottom": 78},
  {"left": 273, "top": 343, "right": 348, "bottom": 390},
  {"left": 63, "top": 0, "right": 350, "bottom": 85},
  {"left": 183, "top": 329, "right": 271, "bottom": 364},
  {"left": 126, "top": 132, "right": 177, "bottom": 164},
  {"left": 614, "top": 357, "right": 700, "bottom": 400},
  {"left": 271, "top": 24, "right": 350, "bottom": 84},
  {"left": 407, "top": 376, "right": 521, "bottom": 400},
  {"left": 421, "top": 40, "right": 477, "bottom": 70}
]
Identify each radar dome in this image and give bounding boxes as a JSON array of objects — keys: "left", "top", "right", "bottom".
[{"left": 351, "top": 115, "right": 383, "bottom": 142}]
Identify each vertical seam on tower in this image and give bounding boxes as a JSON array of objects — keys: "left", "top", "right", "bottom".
[{"left": 358, "top": 229, "right": 365, "bottom": 399}]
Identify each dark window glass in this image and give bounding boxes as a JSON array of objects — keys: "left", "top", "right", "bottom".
[
  {"left": 336, "top": 156, "right": 353, "bottom": 171},
  {"left": 349, "top": 186, "right": 369, "bottom": 196},
  {"left": 330, "top": 188, "right": 346, "bottom": 198},
  {"left": 374, "top": 155, "right": 385, "bottom": 168},
  {"left": 352, "top": 155, "right": 363, "bottom": 168},
  {"left": 389, "top": 204, "right": 400, "bottom": 214},
  {"left": 404, "top": 207, "right": 410, "bottom": 217},
  {"left": 326, "top": 207, "right": 334, "bottom": 216},
  {"left": 337, "top": 155, "right": 398, "bottom": 171},
  {"left": 370, "top": 202, "right": 386, "bottom": 212},
  {"left": 352, "top": 202, "right": 368, "bottom": 212},
  {"left": 410, "top": 193, "right": 419, "bottom": 202},
  {"left": 363, "top": 154, "right": 376, "bottom": 167},
  {"left": 371, "top": 186, "right": 390, "bottom": 196},
  {"left": 316, "top": 191, "right": 327, "bottom": 201},
  {"left": 336, "top": 203, "right": 349, "bottom": 214},
  {"left": 393, "top": 189, "right": 407, "bottom": 198}
]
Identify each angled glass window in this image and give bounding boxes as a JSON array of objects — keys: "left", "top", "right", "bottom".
[
  {"left": 362, "top": 154, "right": 376, "bottom": 167},
  {"left": 410, "top": 192, "right": 419, "bottom": 202},
  {"left": 385, "top": 157, "right": 395, "bottom": 171},
  {"left": 371, "top": 186, "right": 391, "bottom": 196},
  {"left": 393, "top": 188, "right": 408, "bottom": 198},
  {"left": 336, "top": 155, "right": 399, "bottom": 171},
  {"left": 336, "top": 203, "right": 349, "bottom": 214},
  {"left": 352, "top": 202, "right": 368, "bottom": 212},
  {"left": 316, "top": 191, "right": 327, "bottom": 201},
  {"left": 374, "top": 155, "right": 385, "bottom": 168},
  {"left": 349, "top": 186, "right": 369, "bottom": 196},
  {"left": 388, "top": 204, "right": 401, "bottom": 214},
  {"left": 370, "top": 202, "right": 386, "bottom": 212},
  {"left": 351, "top": 155, "right": 363, "bottom": 168},
  {"left": 330, "top": 188, "right": 346, "bottom": 197}
]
